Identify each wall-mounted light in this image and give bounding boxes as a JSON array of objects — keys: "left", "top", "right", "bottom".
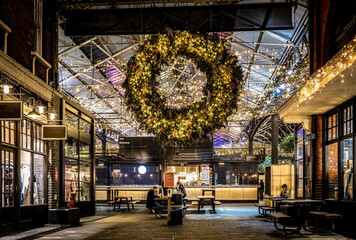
[
  {"left": 49, "top": 112, "right": 56, "bottom": 120},
  {"left": 138, "top": 166, "right": 147, "bottom": 174},
  {"left": 0, "top": 84, "right": 12, "bottom": 94},
  {"left": 27, "top": 97, "right": 44, "bottom": 119}
]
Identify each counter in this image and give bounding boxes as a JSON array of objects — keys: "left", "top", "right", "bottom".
[
  {"left": 95, "top": 185, "right": 258, "bottom": 202},
  {"left": 185, "top": 186, "right": 258, "bottom": 201}
]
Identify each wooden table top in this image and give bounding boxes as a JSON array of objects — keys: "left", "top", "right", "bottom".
[
  {"left": 201, "top": 188, "right": 216, "bottom": 191},
  {"left": 279, "top": 199, "right": 325, "bottom": 205},
  {"left": 114, "top": 195, "right": 135, "bottom": 199},
  {"left": 154, "top": 196, "right": 170, "bottom": 201},
  {"left": 198, "top": 195, "right": 215, "bottom": 199}
]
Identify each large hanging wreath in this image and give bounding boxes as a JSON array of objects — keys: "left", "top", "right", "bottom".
[{"left": 123, "top": 31, "right": 243, "bottom": 146}]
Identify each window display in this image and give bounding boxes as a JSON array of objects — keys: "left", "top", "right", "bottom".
[
  {"left": 65, "top": 158, "right": 79, "bottom": 202},
  {"left": 34, "top": 154, "right": 46, "bottom": 204},
  {"left": 326, "top": 142, "right": 338, "bottom": 199},
  {"left": 20, "top": 151, "right": 32, "bottom": 206},
  {"left": 64, "top": 108, "right": 94, "bottom": 202},
  {"left": 342, "top": 138, "right": 353, "bottom": 200},
  {"left": 1, "top": 150, "right": 14, "bottom": 207}
]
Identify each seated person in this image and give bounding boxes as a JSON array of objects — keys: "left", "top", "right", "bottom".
[
  {"left": 146, "top": 186, "right": 160, "bottom": 211},
  {"left": 280, "top": 184, "right": 291, "bottom": 198},
  {"left": 176, "top": 181, "right": 187, "bottom": 198}
]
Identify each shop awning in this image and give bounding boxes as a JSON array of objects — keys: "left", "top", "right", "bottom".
[{"left": 278, "top": 37, "right": 356, "bottom": 125}]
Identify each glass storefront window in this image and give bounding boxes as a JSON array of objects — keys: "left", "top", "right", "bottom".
[
  {"left": 65, "top": 137, "right": 78, "bottom": 159},
  {"left": 65, "top": 111, "right": 79, "bottom": 129},
  {"left": 342, "top": 138, "right": 353, "bottom": 200},
  {"left": 79, "top": 120, "right": 91, "bottom": 135},
  {"left": 1, "top": 150, "right": 14, "bottom": 207},
  {"left": 326, "top": 142, "right": 338, "bottom": 199},
  {"left": 215, "top": 162, "right": 258, "bottom": 185},
  {"left": 80, "top": 142, "right": 91, "bottom": 161},
  {"left": 95, "top": 163, "right": 160, "bottom": 186},
  {"left": 343, "top": 105, "right": 353, "bottom": 136},
  {"left": 34, "top": 154, "right": 46, "bottom": 204},
  {"left": 327, "top": 113, "right": 338, "bottom": 141},
  {"left": 20, "top": 151, "right": 32, "bottom": 206},
  {"left": 34, "top": 124, "right": 45, "bottom": 153},
  {"left": 65, "top": 158, "right": 79, "bottom": 202},
  {"left": 2, "top": 121, "right": 16, "bottom": 145},
  {"left": 80, "top": 162, "right": 91, "bottom": 201}
]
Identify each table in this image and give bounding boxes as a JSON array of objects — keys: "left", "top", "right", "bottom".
[
  {"left": 201, "top": 188, "right": 216, "bottom": 197},
  {"left": 265, "top": 196, "right": 289, "bottom": 208},
  {"left": 197, "top": 195, "right": 216, "bottom": 213},
  {"left": 279, "top": 199, "right": 325, "bottom": 231},
  {"left": 113, "top": 195, "right": 135, "bottom": 211}
]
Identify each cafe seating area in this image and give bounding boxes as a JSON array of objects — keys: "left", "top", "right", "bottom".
[{"left": 257, "top": 197, "right": 344, "bottom": 235}]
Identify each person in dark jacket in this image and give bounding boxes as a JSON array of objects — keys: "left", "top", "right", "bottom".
[
  {"left": 177, "top": 182, "right": 187, "bottom": 198},
  {"left": 146, "top": 186, "right": 160, "bottom": 210},
  {"left": 258, "top": 180, "right": 264, "bottom": 200}
]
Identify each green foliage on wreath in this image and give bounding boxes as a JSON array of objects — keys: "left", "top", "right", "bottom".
[{"left": 123, "top": 30, "right": 244, "bottom": 146}]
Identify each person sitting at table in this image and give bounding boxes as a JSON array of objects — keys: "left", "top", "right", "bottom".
[
  {"left": 177, "top": 181, "right": 187, "bottom": 198},
  {"left": 146, "top": 186, "right": 160, "bottom": 213},
  {"left": 280, "top": 184, "right": 291, "bottom": 198}
]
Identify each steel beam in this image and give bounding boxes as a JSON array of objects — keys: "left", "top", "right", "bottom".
[{"left": 63, "top": 3, "right": 293, "bottom": 36}]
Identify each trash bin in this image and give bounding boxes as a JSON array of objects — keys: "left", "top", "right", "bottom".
[
  {"left": 168, "top": 208, "right": 183, "bottom": 226},
  {"left": 48, "top": 207, "right": 80, "bottom": 226}
]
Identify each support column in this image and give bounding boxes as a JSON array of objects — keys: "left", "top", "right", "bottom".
[
  {"left": 271, "top": 114, "right": 279, "bottom": 164},
  {"left": 248, "top": 137, "right": 254, "bottom": 156}
]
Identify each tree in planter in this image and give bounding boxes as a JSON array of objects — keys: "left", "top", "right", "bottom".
[{"left": 279, "top": 133, "right": 294, "bottom": 154}]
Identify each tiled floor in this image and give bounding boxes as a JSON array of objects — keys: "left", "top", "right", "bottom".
[{"left": 0, "top": 204, "right": 352, "bottom": 240}]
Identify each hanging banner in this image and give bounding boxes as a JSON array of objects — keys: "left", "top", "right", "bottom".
[{"left": 164, "top": 173, "right": 174, "bottom": 188}]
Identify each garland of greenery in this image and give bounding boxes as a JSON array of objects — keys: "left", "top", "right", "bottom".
[{"left": 123, "top": 30, "right": 243, "bottom": 146}]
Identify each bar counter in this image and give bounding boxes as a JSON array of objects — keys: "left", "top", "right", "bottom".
[{"left": 96, "top": 185, "right": 258, "bottom": 202}]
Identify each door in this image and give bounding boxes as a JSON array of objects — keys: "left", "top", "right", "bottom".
[{"left": 1, "top": 147, "right": 17, "bottom": 231}]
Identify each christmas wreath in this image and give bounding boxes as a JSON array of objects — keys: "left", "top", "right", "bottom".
[{"left": 123, "top": 31, "right": 243, "bottom": 146}]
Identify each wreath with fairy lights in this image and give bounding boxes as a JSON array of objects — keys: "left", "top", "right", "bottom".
[{"left": 123, "top": 31, "right": 243, "bottom": 146}]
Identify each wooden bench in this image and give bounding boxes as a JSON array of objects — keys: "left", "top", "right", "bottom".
[
  {"left": 309, "top": 211, "right": 343, "bottom": 232},
  {"left": 267, "top": 212, "right": 301, "bottom": 235},
  {"left": 255, "top": 204, "right": 268, "bottom": 215},
  {"left": 191, "top": 201, "right": 199, "bottom": 205},
  {"left": 260, "top": 207, "right": 276, "bottom": 215},
  {"left": 152, "top": 206, "right": 168, "bottom": 219}
]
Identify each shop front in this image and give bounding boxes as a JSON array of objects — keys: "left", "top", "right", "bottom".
[
  {"left": 62, "top": 100, "right": 96, "bottom": 216},
  {"left": 0, "top": 81, "right": 55, "bottom": 231},
  {"left": 279, "top": 37, "right": 356, "bottom": 234}
]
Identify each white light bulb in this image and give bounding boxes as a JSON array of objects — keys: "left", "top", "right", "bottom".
[
  {"left": 50, "top": 113, "right": 55, "bottom": 120},
  {"left": 38, "top": 106, "right": 44, "bottom": 114},
  {"left": 3, "top": 85, "right": 10, "bottom": 94}
]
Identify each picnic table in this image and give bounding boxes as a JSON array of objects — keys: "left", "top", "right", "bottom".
[
  {"left": 265, "top": 196, "right": 288, "bottom": 209},
  {"left": 201, "top": 188, "right": 216, "bottom": 197},
  {"left": 113, "top": 195, "right": 136, "bottom": 211},
  {"left": 197, "top": 195, "right": 216, "bottom": 213},
  {"left": 279, "top": 199, "right": 325, "bottom": 231}
]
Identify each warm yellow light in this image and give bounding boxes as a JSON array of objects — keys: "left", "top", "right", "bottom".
[
  {"left": 28, "top": 108, "right": 41, "bottom": 119},
  {"left": 49, "top": 113, "right": 55, "bottom": 120}
]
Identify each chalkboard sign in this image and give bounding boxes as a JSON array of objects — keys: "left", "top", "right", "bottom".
[
  {"left": 0, "top": 101, "right": 23, "bottom": 120},
  {"left": 42, "top": 125, "right": 68, "bottom": 140}
]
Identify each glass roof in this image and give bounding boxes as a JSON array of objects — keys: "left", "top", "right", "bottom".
[{"left": 58, "top": 1, "right": 309, "bottom": 145}]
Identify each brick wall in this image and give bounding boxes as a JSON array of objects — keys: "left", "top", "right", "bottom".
[
  {"left": 1, "top": 0, "right": 60, "bottom": 208},
  {"left": 1, "top": 0, "right": 57, "bottom": 83},
  {"left": 315, "top": 115, "right": 324, "bottom": 199},
  {"left": 47, "top": 94, "right": 61, "bottom": 208}
]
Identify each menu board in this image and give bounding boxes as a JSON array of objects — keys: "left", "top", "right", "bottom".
[
  {"left": 200, "top": 166, "right": 210, "bottom": 185},
  {"left": 164, "top": 173, "right": 174, "bottom": 188}
]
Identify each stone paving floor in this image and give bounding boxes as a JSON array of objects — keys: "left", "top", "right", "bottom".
[{"left": 0, "top": 204, "right": 353, "bottom": 240}]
